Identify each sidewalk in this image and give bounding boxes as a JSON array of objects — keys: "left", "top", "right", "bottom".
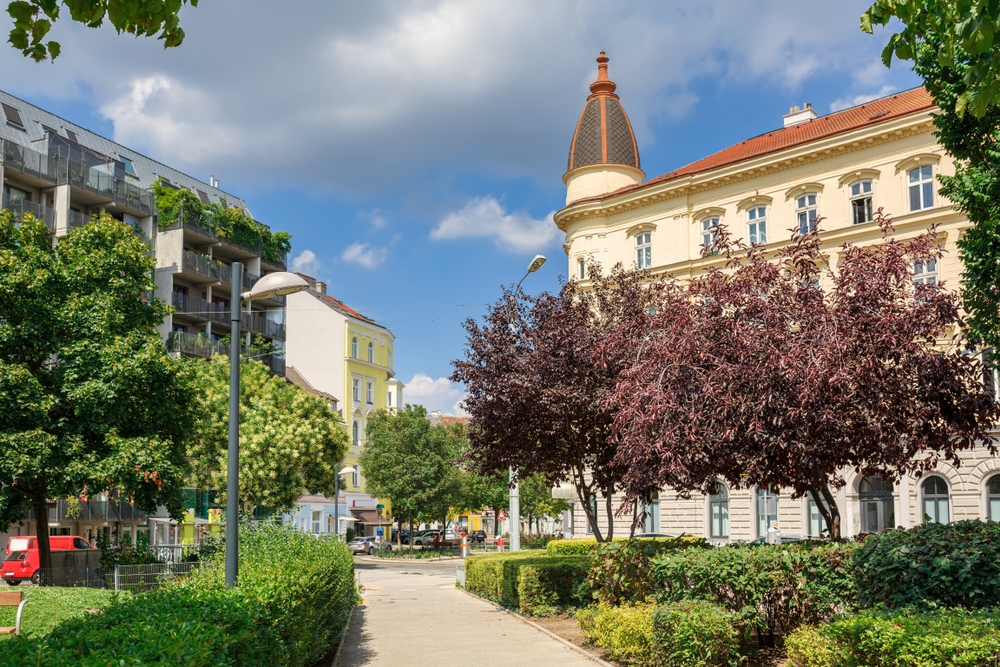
[{"left": 339, "top": 560, "right": 600, "bottom": 666}]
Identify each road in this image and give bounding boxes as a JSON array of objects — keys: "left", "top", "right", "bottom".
[{"left": 339, "top": 558, "right": 599, "bottom": 666}]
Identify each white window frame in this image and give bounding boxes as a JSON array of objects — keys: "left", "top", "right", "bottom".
[
  {"left": 352, "top": 378, "right": 360, "bottom": 402},
  {"left": 796, "top": 193, "right": 819, "bottom": 234},
  {"left": 921, "top": 475, "right": 950, "bottom": 524},
  {"left": 859, "top": 476, "right": 895, "bottom": 534},
  {"left": 299, "top": 517, "right": 307, "bottom": 532},
  {"left": 353, "top": 465, "right": 360, "bottom": 488},
  {"left": 700, "top": 217, "right": 719, "bottom": 253},
  {"left": 709, "top": 483, "right": 729, "bottom": 539},
  {"left": 351, "top": 337, "right": 358, "bottom": 359},
  {"left": 747, "top": 206, "right": 767, "bottom": 245},
  {"left": 311, "top": 510, "right": 322, "bottom": 533},
  {"left": 578, "top": 258, "right": 586, "bottom": 280},
  {"left": 908, "top": 165, "right": 934, "bottom": 212},
  {"left": 987, "top": 473, "right": 1000, "bottom": 522},
  {"left": 913, "top": 258, "right": 938, "bottom": 286},
  {"left": 643, "top": 492, "right": 660, "bottom": 533},
  {"left": 635, "top": 232, "right": 652, "bottom": 269},
  {"left": 368, "top": 342, "right": 374, "bottom": 363},
  {"left": 849, "top": 180, "right": 873, "bottom": 225},
  {"left": 756, "top": 488, "right": 778, "bottom": 538},
  {"left": 352, "top": 421, "right": 359, "bottom": 447},
  {"left": 366, "top": 381, "right": 374, "bottom": 404}
]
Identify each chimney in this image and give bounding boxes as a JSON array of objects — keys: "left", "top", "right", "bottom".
[
  {"left": 431, "top": 410, "right": 441, "bottom": 417},
  {"left": 783, "top": 102, "right": 817, "bottom": 128},
  {"left": 295, "top": 272, "right": 317, "bottom": 289},
  {"left": 209, "top": 175, "right": 216, "bottom": 188},
  {"left": 314, "top": 280, "right": 327, "bottom": 295}
]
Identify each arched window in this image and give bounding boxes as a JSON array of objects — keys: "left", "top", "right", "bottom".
[
  {"left": 352, "top": 421, "right": 359, "bottom": 447},
  {"left": 635, "top": 232, "right": 652, "bottom": 269},
  {"left": 578, "top": 258, "right": 586, "bottom": 280},
  {"left": 796, "top": 193, "right": 819, "bottom": 234},
  {"left": 909, "top": 165, "right": 934, "bottom": 211},
  {"left": 710, "top": 484, "right": 729, "bottom": 539},
  {"left": 351, "top": 337, "right": 358, "bottom": 359},
  {"left": 368, "top": 342, "right": 374, "bottom": 363},
  {"left": 859, "top": 476, "right": 895, "bottom": 533},
  {"left": 643, "top": 492, "right": 660, "bottom": 534},
  {"left": 756, "top": 488, "right": 778, "bottom": 538},
  {"left": 922, "top": 476, "right": 950, "bottom": 524},
  {"left": 988, "top": 474, "right": 1000, "bottom": 522},
  {"left": 849, "top": 180, "right": 873, "bottom": 225},
  {"left": 700, "top": 218, "right": 719, "bottom": 252},
  {"left": 747, "top": 206, "right": 767, "bottom": 245}
]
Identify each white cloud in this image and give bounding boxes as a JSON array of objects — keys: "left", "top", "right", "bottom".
[
  {"left": 341, "top": 242, "right": 388, "bottom": 268},
  {"left": 431, "top": 196, "right": 559, "bottom": 253},
  {"left": 291, "top": 249, "right": 321, "bottom": 274},
  {"left": 829, "top": 85, "right": 898, "bottom": 112},
  {"left": 403, "top": 373, "right": 468, "bottom": 416},
  {"left": 362, "top": 209, "right": 388, "bottom": 230}
]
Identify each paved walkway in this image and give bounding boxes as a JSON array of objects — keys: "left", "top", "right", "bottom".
[{"left": 340, "top": 558, "right": 598, "bottom": 666}]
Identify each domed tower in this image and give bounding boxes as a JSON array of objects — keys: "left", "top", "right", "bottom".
[{"left": 564, "top": 51, "right": 644, "bottom": 205}]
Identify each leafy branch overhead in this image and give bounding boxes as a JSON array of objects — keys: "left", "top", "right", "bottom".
[{"left": 8, "top": 0, "right": 199, "bottom": 62}]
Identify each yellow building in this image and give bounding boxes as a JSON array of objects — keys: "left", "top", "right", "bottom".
[
  {"left": 284, "top": 276, "right": 403, "bottom": 537},
  {"left": 556, "top": 52, "right": 999, "bottom": 542}
]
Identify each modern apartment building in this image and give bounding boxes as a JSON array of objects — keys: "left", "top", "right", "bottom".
[
  {"left": 555, "top": 54, "right": 1000, "bottom": 542},
  {"left": 1, "top": 89, "right": 289, "bottom": 548}
]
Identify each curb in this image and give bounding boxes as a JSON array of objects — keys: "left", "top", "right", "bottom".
[
  {"left": 355, "top": 555, "right": 463, "bottom": 563},
  {"left": 330, "top": 602, "right": 357, "bottom": 667},
  {"left": 458, "top": 588, "right": 615, "bottom": 667}
]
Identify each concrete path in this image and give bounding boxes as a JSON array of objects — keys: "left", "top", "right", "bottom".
[{"left": 340, "top": 558, "right": 598, "bottom": 667}]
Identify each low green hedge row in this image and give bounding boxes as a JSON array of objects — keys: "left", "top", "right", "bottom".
[
  {"left": 853, "top": 520, "right": 1000, "bottom": 610},
  {"left": 4, "top": 521, "right": 358, "bottom": 666},
  {"left": 786, "top": 607, "right": 1000, "bottom": 667},
  {"left": 546, "top": 535, "right": 706, "bottom": 556},
  {"left": 589, "top": 537, "right": 712, "bottom": 604},
  {"left": 464, "top": 552, "right": 590, "bottom": 614},
  {"left": 578, "top": 600, "right": 742, "bottom": 667}
]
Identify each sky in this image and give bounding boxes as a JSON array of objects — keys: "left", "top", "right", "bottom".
[{"left": 0, "top": 0, "right": 920, "bottom": 414}]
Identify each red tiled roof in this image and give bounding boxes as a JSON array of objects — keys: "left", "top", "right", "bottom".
[
  {"left": 317, "top": 291, "right": 376, "bottom": 324},
  {"left": 581, "top": 87, "right": 934, "bottom": 204},
  {"left": 440, "top": 416, "right": 470, "bottom": 428}
]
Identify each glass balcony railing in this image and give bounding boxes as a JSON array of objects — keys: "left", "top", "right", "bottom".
[
  {"left": 54, "top": 157, "right": 154, "bottom": 214},
  {"left": 1, "top": 192, "right": 55, "bottom": 231},
  {"left": 241, "top": 312, "right": 286, "bottom": 340},
  {"left": 182, "top": 250, "right": 229, "bottom": 283},
  {"left": 1, "top": 138, "right": 58, "bottom": 183},
  {"left": 166, "top": 331, "right": 227, "bottom": 359}
]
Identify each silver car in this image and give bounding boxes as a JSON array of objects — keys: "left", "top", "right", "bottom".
[{"left": 349, "top": 536, "right": 391, "bottom": 556}]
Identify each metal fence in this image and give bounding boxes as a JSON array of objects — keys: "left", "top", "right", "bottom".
[{"left": 0, "top": 562, "right": 206, "bottom": 590}]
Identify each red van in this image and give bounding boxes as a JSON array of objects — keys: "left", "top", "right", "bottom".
[{"left": 3, "top": 535, "right": 94, "bottom": 585}]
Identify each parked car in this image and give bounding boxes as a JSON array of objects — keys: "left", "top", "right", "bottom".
[
  {"left": 748, "top": 534, "right": 804, "bottom": 546},
  {"left": 469, "top": 530, "right": 487, "bottom": 544},
  {"left": 633, "top": 533, "right": 680, "bottom": 538},
  {"left": 413, "top": 531, "right": 439, "bottom": 546},
  {"left": 3, "top": 535, "right": 94, "bottom": 586},
  {"left": 348, "top": 536, "right": 391, "bottom": 556}
]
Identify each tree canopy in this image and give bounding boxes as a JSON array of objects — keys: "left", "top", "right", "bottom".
[
  {"left": 8, "top": 0, "right": 199, "bottom": 62},
  {"left": 188, "top": 354, "right": 349, "bottom": 512},
  {"left": 0, "top": 212, "right": 196, "bottom": 574}
]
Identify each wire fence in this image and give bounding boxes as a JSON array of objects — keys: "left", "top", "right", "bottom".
[{"left": 0, "top": 562, "right": 208, "bottom": 591}]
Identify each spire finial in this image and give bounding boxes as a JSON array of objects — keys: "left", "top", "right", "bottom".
[{"left": 590, "top": 50, "right": 617, "bottom": 96}]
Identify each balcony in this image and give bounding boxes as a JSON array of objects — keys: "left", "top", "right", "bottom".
[
  {"left": 1, "top": 192, "right": 55, "bottom": 232},
  {"left": 26, "top": 497, "right": 148, "bottom": 523},
  {"left": 54, "top": 157, "right": 154, "bottom": 214},
  {"left": 163, "top": 216, "right": 262, "bottom": 257},
  {"left": 166, "top": 331, "right": 227, "bottom": 359},
  {"left": 261, "top": 247, "right": 287, "bottom": 271},
  {"left": 1, "top": 138, "right": 58, "bottom": 183},
  {"left": 182, "top": 250, "right": 231, "bottom": 284},
  {"left": 68, "top": 209, "right": 90, "bottom": 230},
  {"left": 242, "top": 312, "right": 286, "bottom": 340}
]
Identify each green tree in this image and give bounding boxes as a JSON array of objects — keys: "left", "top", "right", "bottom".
[
  {"left": 8, "top": 0, "right": 200, "bottom": 62},
  {"left": 862, "top": 0, "right": 1000, "bottom": 117},
  {"left": 0, "top": 212, "right": 195, "bottom": 578},
  {"left": 188, "top": 354, "right": 349, "bottom": 512}
]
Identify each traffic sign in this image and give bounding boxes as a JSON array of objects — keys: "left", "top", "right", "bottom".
[
  {"left": 498, "top": 509, "right": 507, "bottom": 521},
  {"left": 376, "top": 527, "right": 384, "bottom": 536},
  {"left": 376, "top": 504, "right": 384, "bottom": 509}
]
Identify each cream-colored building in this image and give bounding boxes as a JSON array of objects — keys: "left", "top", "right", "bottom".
[{"left": 556, "top": 53, "right": 1000, "bottom": 542}]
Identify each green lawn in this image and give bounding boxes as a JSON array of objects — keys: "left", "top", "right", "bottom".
[{"left": 0, "top": 587, "right": 129, "bottom": 638}]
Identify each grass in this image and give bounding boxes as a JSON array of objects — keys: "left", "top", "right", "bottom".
[{"left": 0, "top": 587, "right": 129, "bottom": 637}]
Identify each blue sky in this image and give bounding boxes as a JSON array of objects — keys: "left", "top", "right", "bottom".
[{"left": 1, "top": 1, "right": 920, "bottom": 413}]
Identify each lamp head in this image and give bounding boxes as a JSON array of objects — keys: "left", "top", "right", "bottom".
[
  {"left": 338, "top": 466, "right": 355, "bottom": 476},
  {"left": 242, "top": 272, "right": 310, "bottom": 302},
  {"left": 527, "top": 255, "right": 546, "bottom": 274}
]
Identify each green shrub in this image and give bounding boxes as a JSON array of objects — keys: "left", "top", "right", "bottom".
[
  {"left": 853, "top": 520, "right": 1000, "bottom": 610},
  {"left": 465, "top": 552, "right": 590, "bottom": 612},
  {"left": 589, "top": 537, "right": 711, "bottom": 604},
  {"left": 577, "top": 601, "right": 656, "bottom": 665},
  {"left": 547, "top": 535, "right": 706, "bottom": 556},
  {"left": 651, "top": 541, "right": 858, "bottom": 647},
  {"left": 785, "top": 607, "right": 1000, "bottom": 667},
  {"left": 651, "top": 601, "right": 743, "bottom": 667},
  {"left": 2, "top": 521, "right": 357, "bottom": 666}
]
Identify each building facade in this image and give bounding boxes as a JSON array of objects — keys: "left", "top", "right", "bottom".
[
  {"left": 284, "top": 277, "right": 402, "bottom": 536},
  {"left": 555, "top": 54, "right": 1000, "bottom": 542}
]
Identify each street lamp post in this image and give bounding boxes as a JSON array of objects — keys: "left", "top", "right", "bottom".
[
  {"left": 508, "top": 254, "right": 546, "bottom": 553},
  {"left": 333, "top": 465, "right": 355, "bottom": 542},
  {"left": 226, "top": 265, "right": 310, "bottom": 589}
]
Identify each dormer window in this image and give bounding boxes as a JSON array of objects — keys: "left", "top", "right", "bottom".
[
  {"left": 850, "top": 180, "right": 873, "bottom": 224},
  {"left": 635, "top": 232, "right": 652, "bottom": 269},
  {"left": 796, "top": 194, "right": 818, "bottom": 234},
  {"left": 747, "top": 206, "right": 767, "bottom": 245}
]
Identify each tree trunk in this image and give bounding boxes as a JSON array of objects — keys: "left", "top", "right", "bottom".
[
  {"left": 572, "top": 467, "right": 603, "bottom": 541},
  {"left": 30, "top": 491, "right": 52, "bottom": 586},
  {"left": 810, "top": 466, "right": 842, "bottom": 539},
  {"left": 603, "top": 490, "right": 615, "bottom": 542},
  {"left": 629, "top": 500, "right": 638, "bottom": 538}
]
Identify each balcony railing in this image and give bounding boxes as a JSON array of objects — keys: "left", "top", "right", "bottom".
[
  {"left": 181, "top": 250, "right": 231, "bottom": 283},
  {"left": 262, "top": 248, "right": 287, "bottom": 270},
  {"left": 54, "top": 157, "right": 154, "bottom": 214},
  {"left": 1, "top": 192, "right": 55, "bottom": 231},
  {"left": 68, "top": 209, "right": 90, "bottom": 229},
  {"left": 25, "top": 497, "right": 148, "bottom": 523},
  {"left": 166, "top": 331, "right": 227, "bottom": 359},
  {"left": 242, "top": 312, "right": 286, "bottom": 340},
  {"left": 163, "top": 218, "right": 262, "bottom": 256},
  {"left": 0, "top": 138, "right": 58, "bottom": 183}
]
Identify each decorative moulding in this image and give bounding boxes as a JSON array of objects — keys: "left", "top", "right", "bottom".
[
  {"left": 693, "top": 206, "right": 726, "bottom": 221},
  {"left": 735, "top": 194, "right": 774, "bottom": 212},
  {"left": 837, "top": 168, "right": 881, "bottom": 186},
  {"left": 894, "top": 152, "right": 941, "bottom": 173},
  {"left": 784, "top": 182, "right": 825, "bottom": 200},
  {"left": 625, "top": 222, "right": 657, "bottom": 237}
]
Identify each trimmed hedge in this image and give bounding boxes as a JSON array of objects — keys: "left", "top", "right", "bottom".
[
  {"left": 465, "top": 552, "right": 590, "bottom": 614},
  {"left": 577, "top": 602, "right": 656, "bottom": 664},
  {"left": 853, "top": 520, "right": 1000, "bottom": 610},
  {"left": 652, "top": 541, "right": 859, "bottom": 645},
  {"left": 3, "top": 521, "right": 357, "bottom": 666},
  {"left": 589, "top": 537, "right": 712, "bottom": 604},
  {"left": 651, "top": 601, "right": 743, "bottom": 667},
  {"left": 547, "top": 535, "right": 706, "bottom": 556},
  {"left": 786, "top": 607, "right": 1000, "bottom": 667}
]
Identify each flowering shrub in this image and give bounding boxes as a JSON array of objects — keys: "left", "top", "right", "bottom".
[{"left": 520, "top": 533, "right": 557, "bottom": 549}]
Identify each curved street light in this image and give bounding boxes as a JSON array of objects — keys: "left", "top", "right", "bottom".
[{"left": 226, "top": 265, "right": 310, "bottom": 589}]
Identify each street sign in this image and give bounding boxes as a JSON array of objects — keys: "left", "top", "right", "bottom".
[
  {"left": 376, "top": 527, "right": 384, "bottom": 536},
  {"left": 498, "top": 509, "right": 507, "bottom": 521},
  {"left": 376, "top": 504, "right": 384, "bottom": 509}
]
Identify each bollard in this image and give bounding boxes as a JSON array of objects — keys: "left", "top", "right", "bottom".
[
  {"left": 461, "top": 535, "right": 470, "bottom": 559},
  {"left": 497, "top": 536, "right": 504, "bottom": 553}
]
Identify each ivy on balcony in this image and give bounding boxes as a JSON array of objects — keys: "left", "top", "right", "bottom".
[{"left": 153, "top": 180, "right": 292, "bottom": 264}]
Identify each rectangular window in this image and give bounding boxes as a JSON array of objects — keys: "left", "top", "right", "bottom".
[
  {"left": 635, "top": 232, "right": 652, "bottom": 269},
  {"left": 388, "top": 391, "right": 392, "bottom": 406},
  {"left": 312, "top": 510, "right": 322, "bottom": 533},
  {"left": 352, "top": 379, "right": 359, "bottom": 401},
  {"left": 909, "top": 165, "right": 934, "bottom": 211},
  {"left": 796, "top": 194, "right": 818, "bottom": 234},
  {"left": 299, "top": 517, "right": 307, "bottom": 532},
  {"left": 1, "top": 102, "right": 24, "bottom": 127},
  {"left": 701, "top": 218, "right": 718, "bottom": 252},
  {"left": 850, "top": 180, "right": 873, "bottom": 224},
  {"left": 578, "top": 258, "right": 586, "bottom": 280},
  {"left": 366, "top": 382, "right": 373, "bottom": 404},
  {"left": 807, "top": 497, "right": 829, "bottom": 537},
  {"left": 747, "top": 206, "right": 767, "bottom": 245},
  {"left": 913, "top": 258, "right": 937, "bottom": 285},
  {"left": 643, "top": 493, "right": 660, "bottom": 533}
]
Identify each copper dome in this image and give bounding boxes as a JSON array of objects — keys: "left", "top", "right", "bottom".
[{"left": 567, "top": 51, "right": 640, "bottom": 172}]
